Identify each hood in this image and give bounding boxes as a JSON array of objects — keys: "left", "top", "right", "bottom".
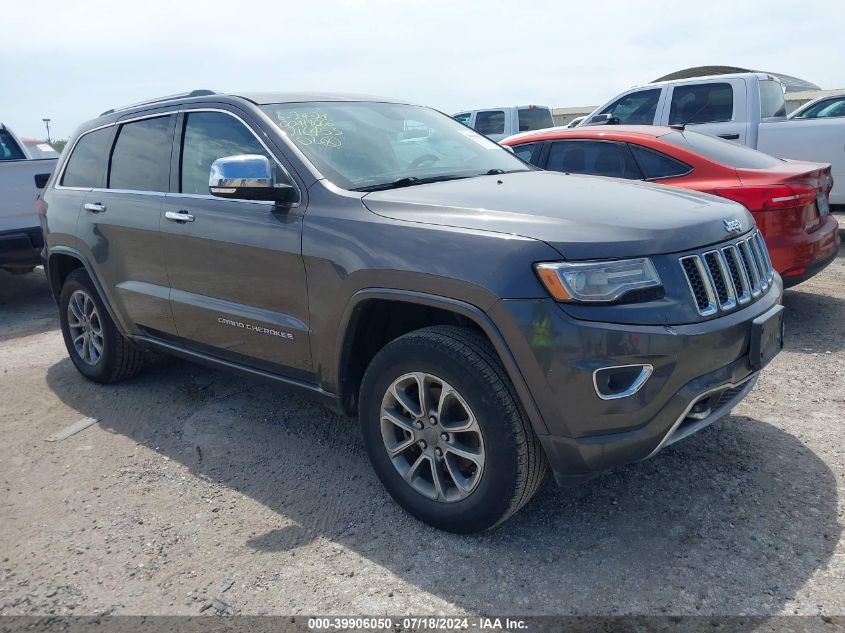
[{"left": 362, "top": 171, "right": 755, "bottom": 260}]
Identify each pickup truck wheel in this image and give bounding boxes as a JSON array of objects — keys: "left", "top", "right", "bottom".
[
  {"left": 59, "top": 269, "right": 147, "bottom": 384},
  {"left": 359, "top": 325, "right": 546, "bottom": 532}
]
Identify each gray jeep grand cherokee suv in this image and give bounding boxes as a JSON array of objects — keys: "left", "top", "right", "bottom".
[{"left": 41, "top": 90, "right": 784, "bottom": 532}]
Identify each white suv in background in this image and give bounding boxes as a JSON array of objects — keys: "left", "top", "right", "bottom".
[{"left": 453, "top": 105, "right": 554, "bottom": 141}]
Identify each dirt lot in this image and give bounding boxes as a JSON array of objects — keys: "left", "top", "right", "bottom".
[{"left": 1, "top": 246, "right": 843, "bottom": 617}]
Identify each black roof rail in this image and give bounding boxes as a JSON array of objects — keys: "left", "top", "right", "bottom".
[{"left": 99, "top": 89, "right": 218, "bottom": 117}]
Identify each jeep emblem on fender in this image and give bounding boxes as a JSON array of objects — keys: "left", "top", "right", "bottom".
[{"left": 723, "top": 218, "right": 742, "bottom": 233}]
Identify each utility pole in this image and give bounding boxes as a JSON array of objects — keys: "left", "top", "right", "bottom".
[{"left": 42, "top": 118, "right": 52, "bottom": 144}]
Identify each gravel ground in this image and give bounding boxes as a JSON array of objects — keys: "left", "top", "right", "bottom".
[{"left": 0, "top": 245, "right": 843, "bottom": 617}]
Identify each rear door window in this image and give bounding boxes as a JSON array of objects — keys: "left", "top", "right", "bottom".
[
  {"left": 669, "top": 83, "right": 733, "bottom": 125},
  {"left": 518, "top": 107, "right": 553, "bottom": 132},
  {"left": 629, "top": 145, "right": 691, "bottom": 180},
  {"left": 545, "top": 140, "right": 641, "bottom": 179},
  {"left": 108, "top": 116, "right": 173, "bottom": 192},
  {"left": 474, "top": 110, "right": 505, "bottom": 136},
  {"left": 61, "top": 127, "right": 114, "bottom": 188},
  {"left": 0, "top": 128, "right": 26, "bottom": 160},
  {"left": 597, "top": 89, "right": 661, "bottom": 125},
  {"left": 453, "top": 112, "right": 472, "bottom": 125}
]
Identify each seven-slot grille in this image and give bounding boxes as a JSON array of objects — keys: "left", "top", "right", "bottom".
[{"left": 680, "top": 230, "right": 775, "bottom": 316}]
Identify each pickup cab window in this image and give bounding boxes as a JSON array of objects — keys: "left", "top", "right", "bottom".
[
  {"left": 518, "top": 107, "right": 553, "bottom": 132},
  {"left": 598, "top": 89, "right": 661, "bottom": 125},
  {"left": 453, "top": 113, "right": 472, "bottom": 125},
  {"left": 474, "top": 110, "right": 505, "bottom": 136},
  {"left": 669, "top": 83, "right": 733, "bottom": 125},
  {"left": 759, "top": 80, "right": 787, "bottom": 118},
  {"left": 0, "top": 129, "right": 25, "bottom": 160}
]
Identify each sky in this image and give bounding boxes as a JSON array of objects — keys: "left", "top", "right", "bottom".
[{"left": 3, "top": 0, "right": 845, "bottom": 140}]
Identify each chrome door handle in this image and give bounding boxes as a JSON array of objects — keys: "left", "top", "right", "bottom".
[
  {"left": 84, "top": 202, "right": 106, "bottom": 213},
  {"left": 165, "top": 210, "right": 195, "bottom": 223}
]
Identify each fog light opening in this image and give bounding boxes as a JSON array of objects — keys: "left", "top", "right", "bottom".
[{"left": 592, "top": 364, "right": 653, "bottom": 400}]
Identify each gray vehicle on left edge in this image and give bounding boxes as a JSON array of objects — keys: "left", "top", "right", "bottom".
[{"left": 42, "top": 90, "right": 784, "bottom": 532}]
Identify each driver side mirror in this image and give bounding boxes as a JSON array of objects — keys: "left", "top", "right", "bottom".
[{"left": 209, "top": 154, "right": 297, "bottom": 204}]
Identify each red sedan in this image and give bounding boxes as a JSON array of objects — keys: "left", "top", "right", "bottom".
[{"left": 502, "top": 126, "right": 840, "bottom": 286}]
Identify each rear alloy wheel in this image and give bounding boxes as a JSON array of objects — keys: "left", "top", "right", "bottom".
[
  {"left": 59, "top": 268, "right": 147, "bottom": 383},
  {"left": 360, "top": 325, "right": 546, "bottom": 532},
  {"left": 67, "top": 290, "right": 105, "bottom": 366}
]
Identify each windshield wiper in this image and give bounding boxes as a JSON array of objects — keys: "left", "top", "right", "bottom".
[
  {"left": 482, "top": 168, "right": 528, "bottom": 175},
  {"left": 352, "top": 174, "right": 470, "bottom": 192}
]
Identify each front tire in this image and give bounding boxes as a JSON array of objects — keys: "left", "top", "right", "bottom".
[
  {"left": 59, "top": 268, "right": 147, "bottom": 383},
  {"left": 359, "top": 326, "right": 546, "bottom": 532}
]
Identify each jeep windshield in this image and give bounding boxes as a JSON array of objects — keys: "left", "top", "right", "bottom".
[{"left": 260, "top": 101, "right": 531, "bottom": 191}]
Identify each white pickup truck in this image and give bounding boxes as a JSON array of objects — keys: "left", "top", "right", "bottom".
[
  {"left": 578, "top": 73, "right": 845, "bottom": 205},
  {"left": 1, "top": 123, "right": 57, "bottom": 273}
]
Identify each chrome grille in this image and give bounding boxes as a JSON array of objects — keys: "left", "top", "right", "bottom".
[{"left": 680, "top": 230, "right": 775, "bottom": 316}]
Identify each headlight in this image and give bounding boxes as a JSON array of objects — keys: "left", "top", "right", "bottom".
[{"left": 535, "top": 258, "right": 662, "bottom": 303}]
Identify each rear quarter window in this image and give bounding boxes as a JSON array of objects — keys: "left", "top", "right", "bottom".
[
  {"left": 663, "top": 130, "right": 783, "bottom": 169},
  {"left": 511, "top": 142, "right": 540, "bottom": 165},
  {"left": 61, "top": 127, "right": 114, "bottom": 188},
  {"left": 629, "top": 144, "right": 691, "bottom": 179}
]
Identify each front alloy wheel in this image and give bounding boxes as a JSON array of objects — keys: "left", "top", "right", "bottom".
[
  {"left": 381, "top": 372, "right": 485, "bottom": 502},
  {"left": 359, "top": 326, "right": 547, "bottom": 533}
]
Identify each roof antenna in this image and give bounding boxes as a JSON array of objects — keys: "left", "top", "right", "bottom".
[{"left": 668, "top": 101, "right": 710, "bottom": 131}]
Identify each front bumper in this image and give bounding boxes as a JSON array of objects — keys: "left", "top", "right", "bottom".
[{"left": 488, "top": 276, "right": 783, "bottom": 484}]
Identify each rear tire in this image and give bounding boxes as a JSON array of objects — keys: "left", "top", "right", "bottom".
[
  {"left": 59, "top": 268, "right": 147, "bottom": 383},
  {"left": 359, "top": 325, "right": 546, "bottom": 532}
]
